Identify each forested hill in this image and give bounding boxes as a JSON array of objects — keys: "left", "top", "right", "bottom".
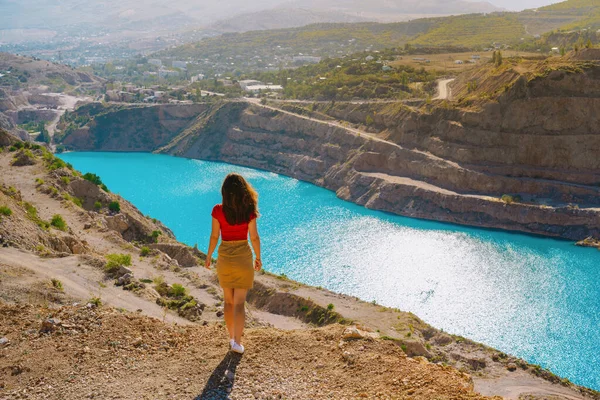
[{"left": 157, "top": 0, "right": 600, "bottom": 66}]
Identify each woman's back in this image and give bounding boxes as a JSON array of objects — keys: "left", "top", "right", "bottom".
[{"left": 211, "top": 204, "right": 256, "bottom": 241}]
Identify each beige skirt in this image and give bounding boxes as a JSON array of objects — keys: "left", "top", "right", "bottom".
[{"left": 216, "top": 240, "right": 254, "bottom": 289}]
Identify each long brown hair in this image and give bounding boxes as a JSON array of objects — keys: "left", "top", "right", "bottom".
[{"left": 221, "top": 173, "right": 259, "bottom": 225}]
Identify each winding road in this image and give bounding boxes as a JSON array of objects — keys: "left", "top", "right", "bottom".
[{"left": 434, "top": 78, "right": 455, "bottom": 100}]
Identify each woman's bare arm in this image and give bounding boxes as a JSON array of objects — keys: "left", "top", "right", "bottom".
[
  {"left": 248, "top": 219, "right": 262, "bottom": 271},
  {"left": 205, "top": 217, "right": 220, "bottom": 269}
]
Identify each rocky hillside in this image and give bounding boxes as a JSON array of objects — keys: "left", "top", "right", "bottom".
[
  {"left": 58, "top": 103, "right": 210, "bottom": 151},
  {"left": 0, "top": 53, "right": 102, "bottom": 143},
  {"left": 53, "top": 58, "right": 600, "bottom": 241},
  {"left": 2, "top": 128, "right": 597, "bottom": 399},
  {"left": 0, "top": 53, "right": 101, "bottom": 91}
]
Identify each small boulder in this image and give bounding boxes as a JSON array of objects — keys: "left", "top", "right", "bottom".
[
  {"left": 11, "top": 150, "right": 36, "bottom": 166},
  {"left": 104, "top": 214, "right": 130, "bottom": 235},
  {"left": 507, "top": 362, "right": 517, "bottom": 372},
  {"left": 401, "top": 339, "right": 432, "bottom": 358},
  {"left": 0, "top": 337, "right": 9, "bottom": 347},
  {"left": 116, "top": 273, "right": 134, "bottom": 286},
  {"left": 40, "top": 318, "right": 61, "bottom": 333},
  {"left": 341, "top": 326, "right": 378, "bottom": 341},
  {"left": 115, "top": 266, "right": 132, "bottom": 278},
  {"left": 432, "top": 333, "right": 453, "bottom": 346}
]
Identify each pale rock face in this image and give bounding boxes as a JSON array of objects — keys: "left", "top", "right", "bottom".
[
  {"left": 341, "top": 326, "right": 379, "bottom": 341},
  {"left": 149, "top": 243, "right": 199, "bottom": 268},
  {"left": 104, "top": 214, "right": 131, "bottom": 235},
  {"left": 68, "top": 179, "right": 111, "bottom": 210}
]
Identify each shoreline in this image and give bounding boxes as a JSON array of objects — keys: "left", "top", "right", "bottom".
[
  {"left": 56, "top": 150, "right": 600, "bottom": 395},
  {"left": 1, "top": 133, "right": 598, "bottom": 398}
]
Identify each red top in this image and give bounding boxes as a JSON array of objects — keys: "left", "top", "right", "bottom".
[{"left": 211, "top": 204, "right": 256, "bottom": 241}]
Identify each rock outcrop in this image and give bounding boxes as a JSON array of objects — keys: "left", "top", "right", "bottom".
[
  {"left": 160, "top": 102, "right": 600, "bottom": 240},
  {"left": 149, "top": 243, "right": 199, "bottom": 267},
  {"left": 60, "top": 103, "right": 211, "bottom": 151}
]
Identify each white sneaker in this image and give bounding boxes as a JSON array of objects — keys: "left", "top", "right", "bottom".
[
  {"left": 231, "top": 341, "right": 245, "bottom": 354},
  {"left": 229, "top": 339, "right": 235, "bottom": 349}
]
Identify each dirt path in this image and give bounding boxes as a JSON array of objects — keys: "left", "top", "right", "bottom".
[
  {"left": 475, "top": 372, "right": 589, "bottom": 400},
  {"left": 0, "top": 248, "right": 192, "bottom": 325},
  {"left": 41, "top": 93, "right": 91, "bottom": 148},
  {"left": 434, "top": 78, "right": 455, "bottom": 100}
]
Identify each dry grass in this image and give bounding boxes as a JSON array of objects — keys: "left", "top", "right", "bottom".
[{"left": 390, "top": 50, "right": 543, "bottom": 73}]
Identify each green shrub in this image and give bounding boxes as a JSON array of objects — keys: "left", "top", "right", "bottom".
[
  {"left": 501, "top": 194, "right": 522, "bottom": 204},
  {"left": 50, "top": 214, "right": 67, "bottom": 231},
  {"left": 83, "top": 172, "right": 103, "bottom": 186},
  {"left": 327, "top": 303, "right": 335, "bottom": 311},
  {"left": 51, "top": 278, "right": 63, "bottom": 291},
  {"left": 100, "top": 184, "right": 110, "bottom": 193},
  {"left": 14, "top": 142, "right": 23, "bottom": 149},
  {"left": 35, "top": 178, "right": 44, "bottom": 186},
  {"left": 108, "top": 201, "right": 120, "bottom": 213},
  {"left": 8, "top": 146, "right": 16, "bottom": 152},
  {"left": 88, "top": 297, "right": 102, "bottom": 307},
  {"left": 104, "top": 253, "right": 132, "bottom": 274},
  {"left": 23, "top": 202, "right": 49, "bottom": 229},
  {"left": 24, "top": 202, "right": 37, "bottom": 217},
  {"left": 60, "top": 176, "right": 70, "bottom": 185},
  {"left": 94, "top": 201, "right": 102, "bottom": 210},
  {"left": 170, "top": 283, "right": 187, "bottom": 298},
  {"left": 47, "top": 157, "right": 67, "bottom": 171},
  {"left": 151, "top": 230, "right": 162, "bottom": 243},
  {"left": 140, "top": 246, "right": 151, "bottom": 256},
  {"left": 0, "top": 206, "right": 12, "bottom": 217}
]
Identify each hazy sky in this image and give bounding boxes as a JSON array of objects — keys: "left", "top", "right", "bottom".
[{"left": 477, "top": 0, "right": 565, "bottom": 11}]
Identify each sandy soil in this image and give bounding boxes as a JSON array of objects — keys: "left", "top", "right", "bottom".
[{"left": 0, "top": 303, "right": 492, "bottom": 400}]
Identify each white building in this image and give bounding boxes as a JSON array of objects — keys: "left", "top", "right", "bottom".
[
  {"left": 455, "top": 60, "right": 464, "bottom": 64},
  {"left": 239, "top": 80, "right": 263, "bottom": 91},
  {"left": 172, "top": 60, "right": 187, "bottom": 69},
  {"left": 244, "top": 84, "right": 283, "bottom": 93},
  {"left": 365, "top": 55, "right": 375, "bottom": 61},
  {"left": 148, "top": 59, "right": 162, "bottom": 67},
  {"left": 293, "top": 55, "right": 321, "bottom": 64}
]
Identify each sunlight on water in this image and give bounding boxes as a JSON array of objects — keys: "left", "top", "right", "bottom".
[{"left": 59, "top": 152, "right": 600, "bottom": 390}]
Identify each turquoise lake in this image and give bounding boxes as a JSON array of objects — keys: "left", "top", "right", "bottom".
[{"left": 59, "top": 152, "right": 600, "bottom": 390}]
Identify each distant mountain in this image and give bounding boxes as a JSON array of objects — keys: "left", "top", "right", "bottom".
[
  {"left": 0, "top": 0, "right": 286, "bottom": 31},
  {"left": 207, "top": 0, "right": 501, "bottom": 34},
  {"left": 517, "top": 0, "right": 600, "bottom": 35},
  {"left": 0, "top": 0, "right": 500, "bottom": 35},
  {"left": 156, "top": 0, "right": 600, "bottom": 74},
  {"left": 209, "top": 8, "right": 369, "bottom": 33},
  {"left": 284, "top": 0, "right": 501, "bottom": 20}
]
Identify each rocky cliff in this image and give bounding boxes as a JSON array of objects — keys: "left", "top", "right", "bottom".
[
  {"left": 55, "top": 62, "right": 600, "bottom": 240},
  {"left": 60, "top": 103, "right": 211, "bottom": 151},
  {"left": 155, "top": 101, "right": 600, "bottom": 240}
]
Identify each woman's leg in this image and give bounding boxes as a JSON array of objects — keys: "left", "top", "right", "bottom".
[
  {"left": 232, "top": 288, "right": 248, "bottom": 344},
  {"left": 222, "top": 287, "right": 235, "bottom": 340}
]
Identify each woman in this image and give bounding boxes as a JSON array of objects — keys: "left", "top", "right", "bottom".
[{"left": 205, "top": 173, "right": 262, "bottom": 354}]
